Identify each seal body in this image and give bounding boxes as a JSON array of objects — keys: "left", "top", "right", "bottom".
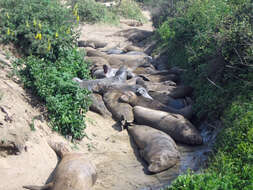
[
  {"left": 23, "top": 143, "right": 97, "bottom": 190},
  {"left": 103, "top": 90, "right": 134, "bottom": 123},
  {"left": 133, "top": 106, "right": 203, "bottom": 145},
  {"left": 51, "top": 153, "right": 97, "bottom": 190},
  {"left": 128, "top": 124, "right": 180, "bottom": 173}
]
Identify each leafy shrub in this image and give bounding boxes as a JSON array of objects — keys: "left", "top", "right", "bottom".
[
  {"left": 0, "top": 0, "right": 91, "bottom": 140},
  {"left": 164, "top": 93, "right": 253, "bottom": 190},
  {"left": 16, "top": 48, "right": 91, "bottom": 139},
  {"left": 115, "top": 0, "right": 147, "bottom": 23},
  {"left": 156, "top": 0, "right": 253, "bottom": 189},
  {"left": 70, "top": 0, "right": 119, "bottom": 24},
  {"left": 0, "top": 0, "right": 78, "bottom": 60},
  {"left": 157, "top": 0, "right": 253, "bottom": 119}
]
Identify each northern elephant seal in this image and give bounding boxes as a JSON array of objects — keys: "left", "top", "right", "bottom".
[
  {"left": 128, "top": 124, "right": 180, "bottom": 173},
  {"left": 148, "top": 85, "right": 193, "bottom": 99},
  {"left": 148, "top": 91, "right": 188, "bottom": 109},
  {"left": 78, "top": 40, "right": 107, "bottom": 49},
  {"left": 23, "top": 142, "right": 97, "bottom": 190},
  {"left": 133, "top": 106, "right": 203, "bottom": 145},
  {"left": 73, "top": 66, "right": 128, "bottom": 92},
  {"left": 123, "top": 45, "right": 143, "bottom": 52},
  {"left": 103, "top": 90, "right": 134, "bottom": 124},
  {"left": 119, "top": 91, "right": 193, "bottom": 119},
  {"left": 90, "top": 93, "right": 112, "bottom": 118},
  {"left": 139, "top": 73, "right": 180, "bottom": 83}
]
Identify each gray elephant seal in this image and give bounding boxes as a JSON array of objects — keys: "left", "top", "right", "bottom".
[
  {"left": 23, "top": 142, "right": 97, "bottom": 190},
  {"left": 128, "top": 124, "right": 180, "bottom": 173},
  {"left": 133, "top": 106, "right": 203, "bottom": 145},
  {"left": 73, "top": 66, "right": 128, "bottom": 92}
]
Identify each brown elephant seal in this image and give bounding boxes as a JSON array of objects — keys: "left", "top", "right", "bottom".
[
  {"left": 90, "top": 93, "right": 112, "bottom": 118},
  {"left": 136, "top": 79, "right": 177, "bottom": 92},
  {"left": 103, "top": 90, "right": 134, "bottom": 124},
  {"left": 123, "top": 45, "right": 143, "bottom": 52},
  {"left": 133, "top": 106, "right": 203, "bottom": 145},
  {"left": 128, "top": 124, "right": 180, "bottom": 173},
  {"left": 119, "top": 91, "right": 193, "bottom": 119},
  {"left": 139, "top": 73, "right": 180, "bottom": 83},
  {"left": 148, "top": 85, "right": 194, "bottom": 99},
  {"left": 84, "top": 47, "right": 106, "bottom": 57},
  {"left": 23, "top": 142, "right": 97, "bottom": 190},
  {"left": 148, "top": 91, "right": 188, "bottom": 109},
  {"left": 78, "top": 40, "right": 107, "bottom": 49}
]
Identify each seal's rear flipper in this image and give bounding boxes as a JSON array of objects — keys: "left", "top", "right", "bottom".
[
  {"left": 47, "top": 141, "right": 70, "bottom": 159},
  {"left": 23, "top": 182, "right": 53, "bottom": 190}
]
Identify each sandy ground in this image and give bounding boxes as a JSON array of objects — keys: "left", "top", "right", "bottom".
[{"left": 0, "top": 10, "right": 182, "bottom": 190}]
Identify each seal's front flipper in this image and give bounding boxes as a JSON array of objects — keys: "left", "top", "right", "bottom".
[{"left": 23, "top": 182, "right": 53, "bottom": 190}]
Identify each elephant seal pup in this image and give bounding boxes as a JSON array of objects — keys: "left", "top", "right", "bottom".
[
  {"left": 119, "top": 91, "right": 193, "bottom": 119},
  {"left": 133, "top": 106, "right": 203, "bottom": 145},
  {"left": 23, "top": 142, "right": 97, "bottom": 190},
  {"left": 128, "top": 124, "right": 180, "bottom": 173},
  {"left": 90, "top": 93, "right": 112, "bottom": 118},
  {"left": 103, "top": 90, "right": 134, "bottom": 124}
]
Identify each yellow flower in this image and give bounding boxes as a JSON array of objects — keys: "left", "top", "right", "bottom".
[
  {"left": 33, "top": 18, "right": 37, "bottom": 27},
  {"left": 73, "top": 9, "right": 78, "bottom": 17},
  {"left": 38, "top": 33, "right": 42, "bottom": 40},
  {"left": 26, "top": 20, "right": 30, "bottom": 28},
  {"left": 11, "top": 31, "right": 15, "bottom": 36},
  {"left": 66, "top": 28, "right": 71, "bottom": 34},
  {"left": 55, "top": 32, "right": 59, "bottom": 38},
  {"left": 7, "top": 28, "right": 10, "bottom": 35},
  {"left": 38, "top": 22, "right": 42, "bottom": 30},
  {"left": 6, "top": 13, "right": 9, "bottom": 19},
  {"left": 76, "top": 15, "right": 80, "bottom": 22},
  {"left": 47, "top": 40, "right": 51, "bottom": 51},
  {"left": 35, "top": 33, "right": 41, "bottom": 40}
]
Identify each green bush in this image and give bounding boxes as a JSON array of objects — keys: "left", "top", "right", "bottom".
[
  {"left": 0, "top": 0, "right": 91, "bottom": 140},
  {"left": 0, "top": 0, "right": 78, "bottom": 60},
  {"left": 157, "top": 0, "right": 253, "bottom": 119},
  {"left": 115, "top": 0, "right": 147, "bottom": 23},
  {"left": 70, "top": 0, "right": 119, "bottom": 24},
  {"left": 16, "top": 48, "right": 91, "bottom": 140},
  {"left": 165, "top": 93, "right": 253, "bottom": 190},
  {"left": 156, "top": 0, "right": 253, "bottom": 189}
]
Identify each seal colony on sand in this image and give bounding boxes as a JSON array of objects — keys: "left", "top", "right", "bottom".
[
  {"left": 72, "top": 37, "right": 204, "bottom": 174},
  {"left": 23, "top": 142, "right": 97, "bottom": 190}
]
